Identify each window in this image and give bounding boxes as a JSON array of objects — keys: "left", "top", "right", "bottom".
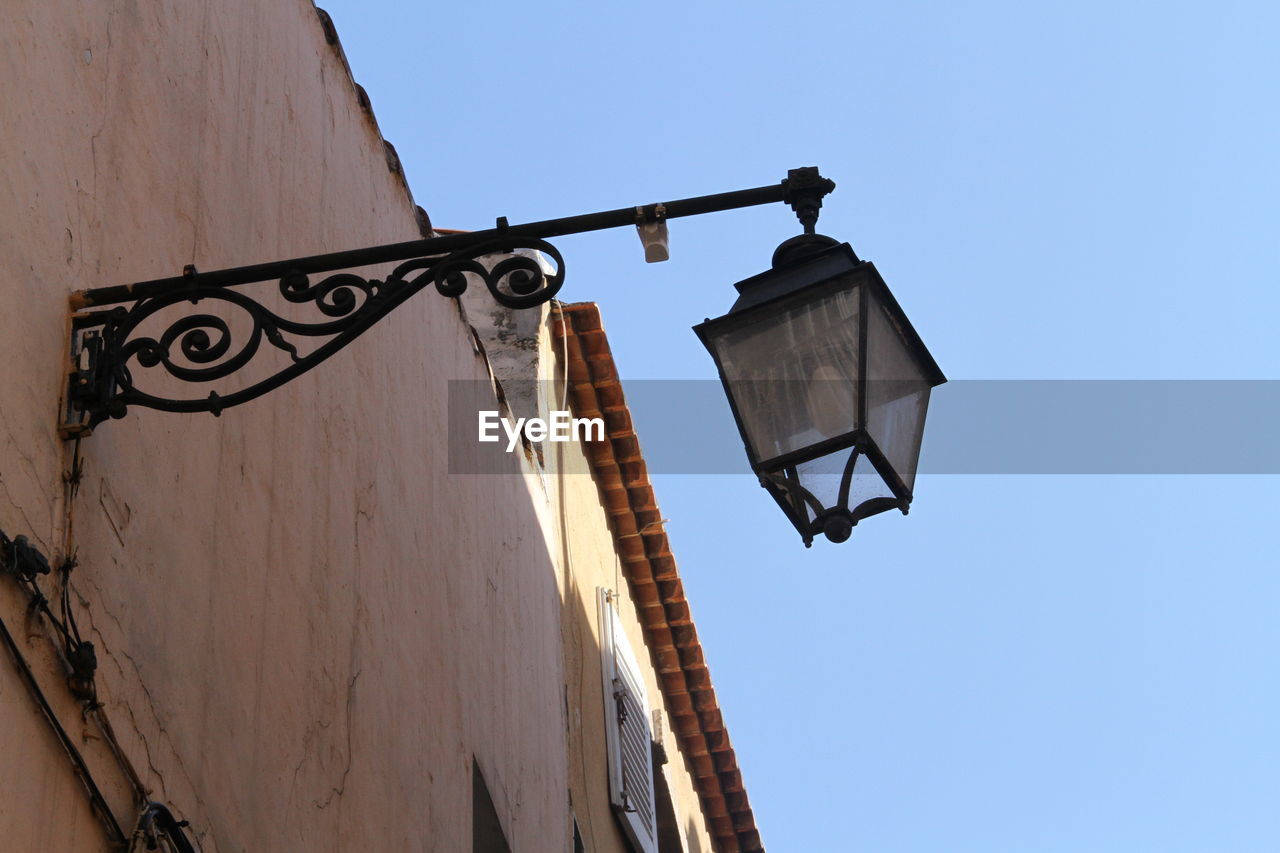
[
  {"left": 652, "top": 743, "right": 688, "bottom": 853},
  {"left": 598, "top": 588, "right": 658, "bottom": 853},
  {"left": 473, "top": 759, "right": 512, "bottom": 853}
]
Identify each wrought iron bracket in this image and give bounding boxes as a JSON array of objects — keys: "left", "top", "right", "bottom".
[{"left": 60, "top": 168, "right": 835, "bottom": 437}]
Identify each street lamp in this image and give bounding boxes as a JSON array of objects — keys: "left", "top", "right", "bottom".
[
  {"left": 694, "top": 235, "right": 945, "bottom": 547},
  {"left": 60, "top": 168, "right": 943, "bottom": 546}
]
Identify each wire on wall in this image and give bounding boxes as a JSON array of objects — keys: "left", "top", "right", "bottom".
[
  {"left": 0, "top": 531, "right": 127, "bottom": 845},
  {"left": 0, "top": 528, "right": 200, "bottom": 851},
  {"left": 130, "top": 801, "right": 197, "bottom": 853}
]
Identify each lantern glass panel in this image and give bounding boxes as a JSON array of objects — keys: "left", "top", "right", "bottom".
[
  {"left": 865, "top": 291, "right": 934, "bottom": 494},
  {"left": 705, "top": 287, "right": 860, "bottom": 466},
  {"left": 791, "top": 450, "right": 895, "bottom": 527}
]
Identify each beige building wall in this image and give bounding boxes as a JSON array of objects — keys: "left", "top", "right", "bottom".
[
  {"left": 458, "top": 299, "right": 725, "bottom": 853},
  {"left": 1, "top": 3, "right": 741, "bottom": 853},
  {"left": 1, "top": 1, "right": 570, "bottom": 850}
]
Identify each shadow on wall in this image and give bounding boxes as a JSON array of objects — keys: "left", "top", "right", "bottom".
[
  {"left": 685, "top": 816, "right": 707, "bottom": 853},
  {"left": 473, "top": 758, "right": 512, "bottom": 853}
]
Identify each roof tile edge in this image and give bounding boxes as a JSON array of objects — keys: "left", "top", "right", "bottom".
[{"left": 553, "top": 302, "right": 765, "bottom": 853}]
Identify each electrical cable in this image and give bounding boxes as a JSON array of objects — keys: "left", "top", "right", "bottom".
[
  {"left": 130, "top": 801, "right": 198, "bottom": 853},
  {"left": 1, "top": 529, "right": 158, "bottom": 846},
  {"left": 0, "top": 589, "right": 127, "bottom": 845},
  {"left": 5, "top": 539, "right": 100, "bottom": 707},
  {"left": 54, "top": 429, "right": 149, "bottom": 799},
  {"left": 4, "top": 463, "right": 205, "bottom": 853}
]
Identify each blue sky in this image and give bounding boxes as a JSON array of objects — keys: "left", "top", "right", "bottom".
[{"left": 318, "top": 2, "right": 1279, "bottom": 849}]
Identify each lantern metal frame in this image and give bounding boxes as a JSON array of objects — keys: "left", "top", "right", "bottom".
[{"left": 694, "top": 239, "right": 946, "bottom": 546}]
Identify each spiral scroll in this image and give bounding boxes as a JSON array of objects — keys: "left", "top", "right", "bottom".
[
  {"left": 69, "top": 237, "right": 567, "bottom": 428},
  {"left": 429, "top": 237, "right": 565, "bottom": 308}
]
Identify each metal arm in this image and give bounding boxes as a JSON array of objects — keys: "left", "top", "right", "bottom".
[{"left": 61, "top": 167, "right": 835, "bottom": 436}]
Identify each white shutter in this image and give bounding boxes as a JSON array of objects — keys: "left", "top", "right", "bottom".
[{"left": 598, "top": 588, "right": 658, "bottom": 853}]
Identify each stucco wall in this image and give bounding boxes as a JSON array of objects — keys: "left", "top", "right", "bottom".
[{"left": 1, "top": 2, "right": 569, "bottom": 850}]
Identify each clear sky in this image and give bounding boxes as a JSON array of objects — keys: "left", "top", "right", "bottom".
[{"left": 316, "top": 2, "right": 1279, "bottom": 850}]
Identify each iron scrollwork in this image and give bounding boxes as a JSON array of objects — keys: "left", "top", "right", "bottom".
[
  {"left": 61, "top": 168, "right": 838, "bottom": 436},
  {"left": 64, "top": 237, "right": 564, "bottom": 434}
]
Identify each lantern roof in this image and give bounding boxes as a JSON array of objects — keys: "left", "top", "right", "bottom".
[{"left": 706, "top": 240, "right": 946, "bottom": 389}]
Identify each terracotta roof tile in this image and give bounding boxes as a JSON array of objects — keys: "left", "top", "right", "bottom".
[{"left": 554, "top": 302, "right": 766, "bottom": 853}]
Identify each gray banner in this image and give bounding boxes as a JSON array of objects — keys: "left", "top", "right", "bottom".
[{"left": 448, "top": 380, "right": 1280, "bottom": 475}]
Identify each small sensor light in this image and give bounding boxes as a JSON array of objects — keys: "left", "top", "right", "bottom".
[{"left": 636, "top": 221, "right": 670, "bottom": 263}]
